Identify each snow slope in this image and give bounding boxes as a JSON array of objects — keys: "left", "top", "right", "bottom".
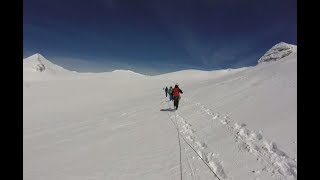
[{"left": 23, "top": 43, "right": 297, "bottom": 180}]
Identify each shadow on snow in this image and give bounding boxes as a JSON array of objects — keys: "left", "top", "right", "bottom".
[{"left": 160, "top": 108, "right": 176, "bottom": 112}]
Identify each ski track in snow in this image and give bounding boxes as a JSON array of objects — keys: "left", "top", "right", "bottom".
[
  {"left": 169, "top": 112, "right": 227, "bottom": 180},
  {"left": 184, "top": 98, "right": 297, "bottom": 180}
]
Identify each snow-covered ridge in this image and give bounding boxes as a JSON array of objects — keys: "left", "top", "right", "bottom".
[
  {"left": 258, "top": 42, "right": 297, "bottom": 64},
  {"left": 111, "top": 69, "right": 145, "bottom": 76},
  {"left": 23, "top": 54, "right": 146, "bottom": 76},
  {"left": 23, "top": 54, "right": 149, "bottom": 81},
  {"left": 23, "top": 53, "right": 70, "bottom": 73},
  {"left": 23, "top": 53, "right": 78, "bottom": 81}
]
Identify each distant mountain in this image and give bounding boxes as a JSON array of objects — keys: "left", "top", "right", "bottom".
[{"left": 258, "top": 42, "right": 297, "bottom": 64}]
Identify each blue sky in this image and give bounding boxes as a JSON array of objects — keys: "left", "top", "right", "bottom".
[{"left": 24, "top": 0, "right": 296, "bottom": 75}]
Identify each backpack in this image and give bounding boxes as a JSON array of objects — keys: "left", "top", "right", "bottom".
[{"left": 173, "top": 88, "right": 180, "bottom": 97}]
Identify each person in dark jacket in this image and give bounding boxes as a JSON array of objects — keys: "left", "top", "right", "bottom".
[
  {"left": 172, "top": 84, "right": 183, "bottom": 110},
  {"left": 164, "top": 86, "right": 168, "bottom": 97}
]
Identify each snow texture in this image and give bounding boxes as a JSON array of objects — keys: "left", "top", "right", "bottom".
[{"left": 24, "top": 42, "right": 296, "bottom": 180}]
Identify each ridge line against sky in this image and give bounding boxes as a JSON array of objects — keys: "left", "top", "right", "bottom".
[{"left": 24, "top": 0, "right": 296, "bottom": 75}]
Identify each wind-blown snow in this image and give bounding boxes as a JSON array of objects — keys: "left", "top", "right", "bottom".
[{"left": 24, "top": 43, "right": 296, "bottom": 180}]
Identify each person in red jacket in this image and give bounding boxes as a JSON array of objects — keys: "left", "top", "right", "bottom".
[{"left": 173, "top": 84, "right": 183, "bottom": 110}]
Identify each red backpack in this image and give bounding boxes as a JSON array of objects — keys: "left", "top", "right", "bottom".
[{"left": 173, "top": 88, "right": 180, "bottom": 97}]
